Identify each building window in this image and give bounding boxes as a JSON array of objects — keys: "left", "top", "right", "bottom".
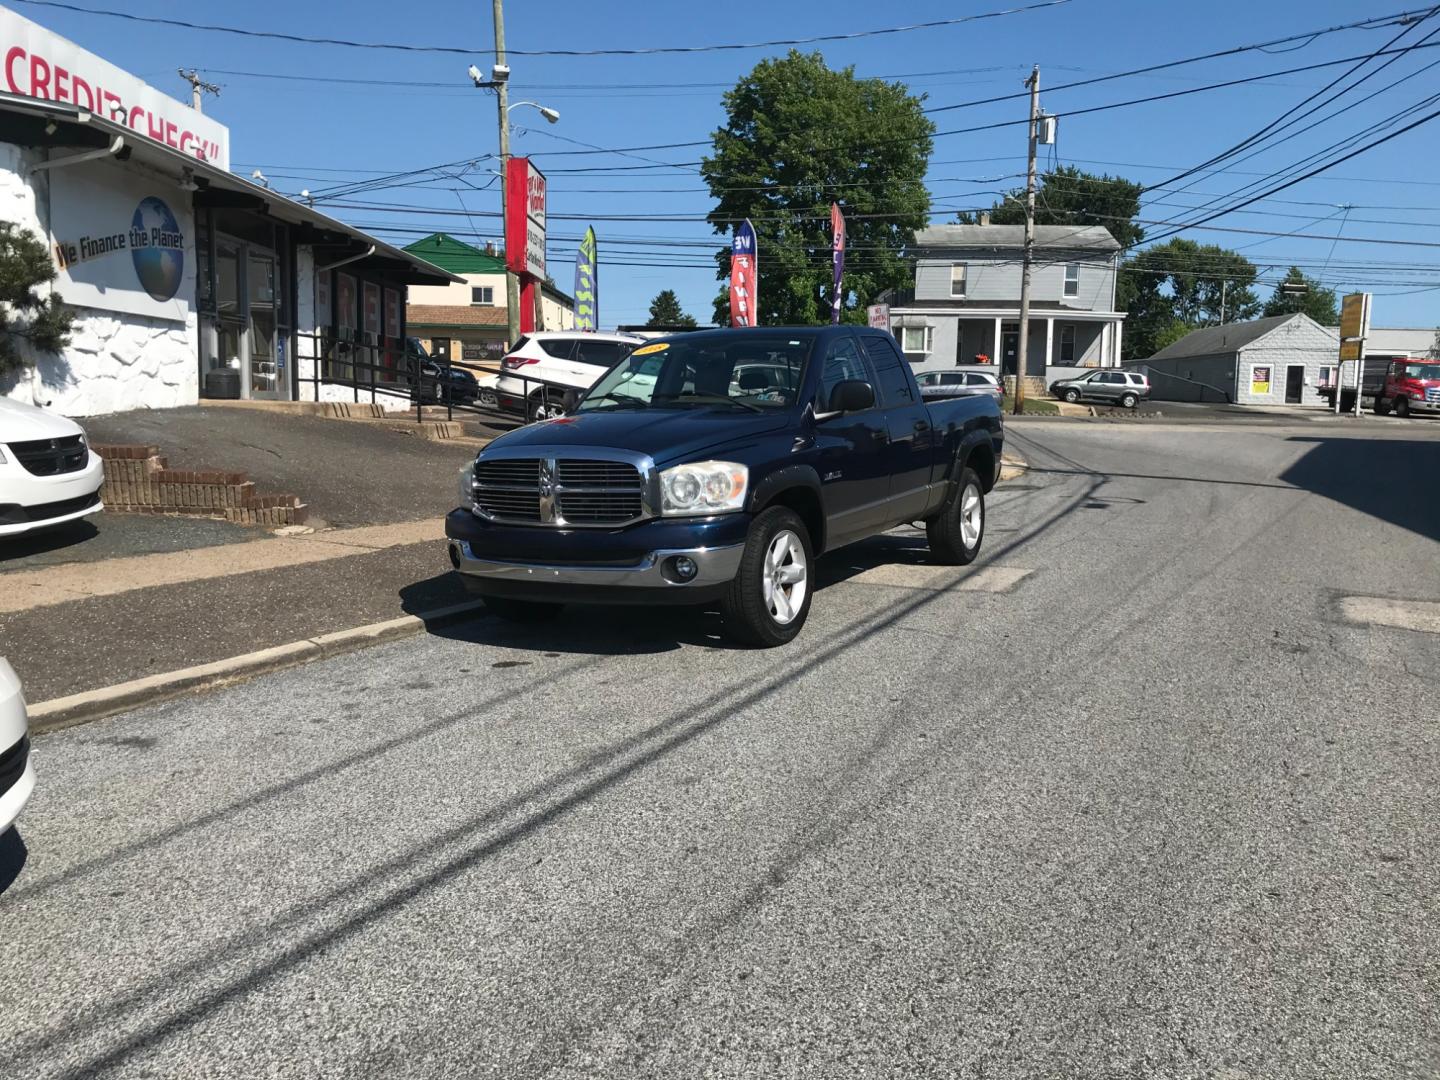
[
  {"left": 1060, "top": 324, "right": 1076, "bottom": 364},
  {"left": 471, "top": 285, "right": 495, "bottom": 306},
  {"left": 1064, "top": 263, "right": 1080, "bottom": 298},
  {"left": 900, "top": 326, "right": 933, "bottom": 356},
  {"left": 950, "top": 263, "right": 967, "bottom": 297},
  {"left": 1318, "top": 365, "right": 1334, "bottom": 388}
]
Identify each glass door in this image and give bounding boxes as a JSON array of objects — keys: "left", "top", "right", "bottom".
[{"left": 247, "top": 252, "right": 281, "bottom": 398}]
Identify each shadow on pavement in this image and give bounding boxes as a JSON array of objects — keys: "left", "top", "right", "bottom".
[
  {"left": 0, "top": 826, "right": 29, "bottom": 896},
  {"left": 0, "top": 519, "right": 98, "bottom": 563},
  {"left": 1282, "top": 436, "right": 1440, "bottom": 543}
]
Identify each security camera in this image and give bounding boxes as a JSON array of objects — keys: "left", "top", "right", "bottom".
[
  {"left": 468, "top": 64, "right": 484, "bottom": 86},
  {"left": 491, "top": 63, "right": 510, "bottom": 83}
]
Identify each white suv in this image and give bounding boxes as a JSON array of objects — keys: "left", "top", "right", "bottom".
[
  {"left": 1, "top": 398, "right": 105, "bottom": 538},
  {"left": 0, "top": 658, "right": 35, "bottom": 837},
  {"left": 496, "top": 332, "right": 644, "bottom": 421}
]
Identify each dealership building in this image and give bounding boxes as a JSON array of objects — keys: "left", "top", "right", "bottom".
[{"left": 0, "top": 9, "right": 457, "bottom": 417}]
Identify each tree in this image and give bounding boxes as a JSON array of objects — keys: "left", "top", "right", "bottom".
[
  {"left": 1261, "top": 266, "right": 1339, "bottom": 324},
  {"left": 958, "top": 166, "right": 1145, "bottom": 250},
  {"left": 0, "top": 221, "right": 72, "bottom": 375},
  {"left": 1119, "top": 238, "right": 1260, "bottom": 360},
  {"left": 647, "top": 289, "right": 697, "bottom": 327},
  {"left": 702, "top": 51, "right": 934, "bottom": 325}
]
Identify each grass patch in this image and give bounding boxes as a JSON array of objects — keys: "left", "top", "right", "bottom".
[{"left": 1001, "top": 395, "right": 1059, "bottom": 415}]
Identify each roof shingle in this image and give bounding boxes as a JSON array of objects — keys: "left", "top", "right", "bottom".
[{"left": 406, "top": 304, "right": 508, "bottom": 329}]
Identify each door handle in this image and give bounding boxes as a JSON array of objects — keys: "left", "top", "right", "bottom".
[{"left": 914, "top": 420, "right": 930, "bottom": 433}]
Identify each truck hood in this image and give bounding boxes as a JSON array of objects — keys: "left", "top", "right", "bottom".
[
  {"left": 0, "top": 398, "right": 85, "bottom": 442},
  {"left": 483, "top": 409, "right": 793, "bottom": 466}
]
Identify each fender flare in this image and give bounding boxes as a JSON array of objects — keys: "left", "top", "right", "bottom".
[{"left": 748, "top": 464, "right": 827, "bottom": 549}]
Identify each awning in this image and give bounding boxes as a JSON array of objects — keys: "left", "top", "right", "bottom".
[{"left": 0, "top": 92, "right": 463, "bottom": 286}]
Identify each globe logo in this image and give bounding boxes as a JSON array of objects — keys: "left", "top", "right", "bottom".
[{"left": 130, "top": 197, "right": 185, "bottom": 302}]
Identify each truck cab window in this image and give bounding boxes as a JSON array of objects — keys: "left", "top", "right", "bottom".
[
  {"left": 860, "top": 335, "right": 914, "bottom": 406},
  {"left": 819, "top": 337, "right": 872, "bottom": 412}
]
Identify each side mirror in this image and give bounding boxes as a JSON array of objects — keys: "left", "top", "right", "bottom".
[
  {"left": 828, "top": 379, "right": 875, "bottom": 414},
  {"left": 560, "top": 388, "right": 582, "bottom": 414}
]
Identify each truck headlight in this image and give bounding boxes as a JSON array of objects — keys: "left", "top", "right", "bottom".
[
  {"left": 660, "top": 460, "right": 747, "bottom": 516},
  {"left": 459, "top": 462, "right": 476, "bottom": 508}
]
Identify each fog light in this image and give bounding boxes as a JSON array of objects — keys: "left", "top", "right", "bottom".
[{"left": 664, "top": 555, "right": 699, "bottom": 583}]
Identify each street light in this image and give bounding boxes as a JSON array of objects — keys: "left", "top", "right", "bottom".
[
  {"left": 469, "top": 49, "right": 560, "bottom": 348},
  {"left": 508, "top": 101, "right": 560, "bottom": 124}
]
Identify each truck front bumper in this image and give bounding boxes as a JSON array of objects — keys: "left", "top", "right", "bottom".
[{"left": 444, "top": 508, "right": 750, "bottom": 606}]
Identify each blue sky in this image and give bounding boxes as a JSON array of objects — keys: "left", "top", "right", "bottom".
[{"left": 15, "top": 0, "right": 1440, "bottom": 328}]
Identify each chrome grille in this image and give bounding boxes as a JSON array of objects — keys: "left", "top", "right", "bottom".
[
  {"left": 471, "top": 455, "right": 646, "bottom": 526},
  {"left": 473, "top": 457, "right": 542, "bottom": 522}
]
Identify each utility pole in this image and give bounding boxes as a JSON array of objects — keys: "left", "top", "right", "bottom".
[
  {"left": 1012, "top": 65, "right": 1040, "bottom": 416},
  {"left": 492, "top": 0, "right": 520, "bottom": 351},
  {"left": 1220, "top": 279, "right": 1227, "bottom": 325},
  {"left": 178, "top": 69, "right": 219, "bottom": 113}
]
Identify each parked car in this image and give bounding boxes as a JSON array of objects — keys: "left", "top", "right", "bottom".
[
  {"left": 447, "top": 326, "right": 1004, "bottom": 647},
  {"left": 0, "top": 658, "right": 35, "bottom": 836},
  {"left": 917, "top": 370, "right": 1004, "bottom": 404},
  {"left": 496, "top": 332, "right": 645, "bottom": 421},
  {"left": 0, "top": 398, "right": 105, "bottom": 539},
  {"left": 1048, "top": 369, "right": 1149, "bottom": 408}
]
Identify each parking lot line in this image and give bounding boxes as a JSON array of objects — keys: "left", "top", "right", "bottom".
[{"left": 1339, "top": 595, "right": 1440, "bottom": 635}]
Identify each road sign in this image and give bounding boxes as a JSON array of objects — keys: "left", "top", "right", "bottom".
[
  {"left": 1339, "top": 292, "right": 1370, "bottom": 343},
  {"left": 1339, "top": 340, "right": 1362, "bottom": 362}
]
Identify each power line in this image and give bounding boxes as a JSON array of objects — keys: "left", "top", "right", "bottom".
[{"left": 11, "top": 0, "right": 1074, "bottom": 56}]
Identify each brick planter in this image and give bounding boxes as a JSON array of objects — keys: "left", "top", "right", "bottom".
[{"left": 94, "top": 444, "right": 308, "bottom": 527}]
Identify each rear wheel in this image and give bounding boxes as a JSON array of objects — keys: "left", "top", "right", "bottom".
[
  {"left": 528, "top": 390, "right": 568, "bottom": 422},
  {"left": 1375, "top": 397, "right": 1391, "bottom": 416},
  {"left": 1120, "top": 391, "right": 1139, "bottom": 409},
  {"left": 482, "top": 596, "right": 563, "bottom": 623},
  {"left": 1395, "top": 396, "right": 1411, "bottom": 419},
  {"left": 926, "top": 466, "right": 985, "bottom": 566},
  {"left": 1063, "top": 388, "right": 1081, "bottom": 403},
  {"left": 720, "top": 507, "right": 813, "bottom": 648}
]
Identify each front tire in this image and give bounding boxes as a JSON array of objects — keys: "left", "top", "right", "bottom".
[
  {"left": 926, "top": 465, "right": 985, "bottom": 566},
  {"left": 1375, "top": 397, "right": 1391, "bottom": 416},
  {"left": 1395, "top": 396, "right": 1411, "bottom": 419},
  {"left": 720, "top": 507, "right": 814, "bottom": 648},
  {"left": 482, "top": 596, "right": 563, "bottom": 623},
  {"left": 1064, "top": 388, "right": 1081, "bottom": 403}
]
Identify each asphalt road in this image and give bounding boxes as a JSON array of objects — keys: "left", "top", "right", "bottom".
[{"left": 3, "top": 421, "right": 1438, "bottom": 1079}]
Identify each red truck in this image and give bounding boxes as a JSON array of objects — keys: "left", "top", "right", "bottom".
[{"left": 1323, "top": 356, "right": 1440, "bottom": 417}]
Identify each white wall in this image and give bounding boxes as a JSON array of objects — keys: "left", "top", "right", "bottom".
[
  {"left": 1235, "top": 318, "right": 1339, "bottom": 407},
  {"left": 0, "top": 142, "right": 198, "bottom": 416}
]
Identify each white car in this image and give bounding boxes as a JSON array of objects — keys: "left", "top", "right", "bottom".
[
  {"left": 0, "top": 659, "right": 34, "bottom": 836},
  {"left": 917, "top": 370, "right": 1004, "bottom": 404},
  {"left": 496, "top": 332, "right": 645, "bottom": 421},
  {"left": 0, "top": 398, "right": 105, "bottom": 537}
]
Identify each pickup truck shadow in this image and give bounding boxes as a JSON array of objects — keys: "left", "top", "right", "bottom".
[
  {"left": 402, "top": 530, "right": 964, "bottom": 655},
  {"left": 1282, "top": 434, "right": 1440, "bottom": 543}
]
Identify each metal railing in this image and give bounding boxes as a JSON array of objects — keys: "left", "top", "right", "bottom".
[{"left": 293, "top": 332, "right": 578, "bottom": 427}]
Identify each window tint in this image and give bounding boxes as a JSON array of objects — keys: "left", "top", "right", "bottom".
[
  {"left": 1099, "top": 372, "right": 1125, "bottom": 384},
  {"left": 574, "top": 339, "right": 631, "bottom": 368},
  {"left": 860, "top": 335, "right": 915, "bottom": 407},
  {"left": 1127, "top": 373, "right": 1145, "bottom": 385},
  {"left": 537, "top": 338, "right": 575, "bottom": 359},
  {"left": 819, "top": 337, "right": 873, "bottom": 412}
]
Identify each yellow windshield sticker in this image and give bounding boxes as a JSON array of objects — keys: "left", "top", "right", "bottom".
[{"left": 632, "top": 342, "right": 670, "bottom": 356}]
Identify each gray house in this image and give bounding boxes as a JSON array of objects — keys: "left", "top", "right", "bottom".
[
  {"left": 884, "top": 223, "right": 1126, "bottom": 380},
  {"left": 1131, "top": 313, "right": 1339, "bottom": 406}
]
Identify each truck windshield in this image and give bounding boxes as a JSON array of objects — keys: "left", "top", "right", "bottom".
[
  {"left": 1402, "top": 362, "right": 1440, "bottom": 380},
  {"left": 576, "top": 336, "right": 811, "bottom": 412}
]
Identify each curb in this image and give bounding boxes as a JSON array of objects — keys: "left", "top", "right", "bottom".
[{"left": 27, "top": 600, "right": 488, "bottom": 735}]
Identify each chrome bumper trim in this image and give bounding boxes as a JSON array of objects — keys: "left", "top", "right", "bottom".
[{"left": 450, "top": 541, "right": 745, "bottom": 588}]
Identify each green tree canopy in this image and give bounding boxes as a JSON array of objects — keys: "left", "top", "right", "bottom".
[
  {"left": 1119, "top": 238, "right": 1260, "bottom": 360},
  {"left": 702, "top": 50, "right": 934, "bottom": 325},
  {"left": 959, "top": 166, "right": 1145, "bottom": 250},
  {"left": 647, "top": 289, "right": 697, "bottom": 327},
  {"left": 0, "top": 221, "right": 72, "bottom": 375},
  {"left": 1261, "top": 266, "right": 1339, "bottom": 324}
]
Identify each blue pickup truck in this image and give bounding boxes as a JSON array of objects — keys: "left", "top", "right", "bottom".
[{"left": 445, "top": 326, "right": 1003, "bottom": 646}]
